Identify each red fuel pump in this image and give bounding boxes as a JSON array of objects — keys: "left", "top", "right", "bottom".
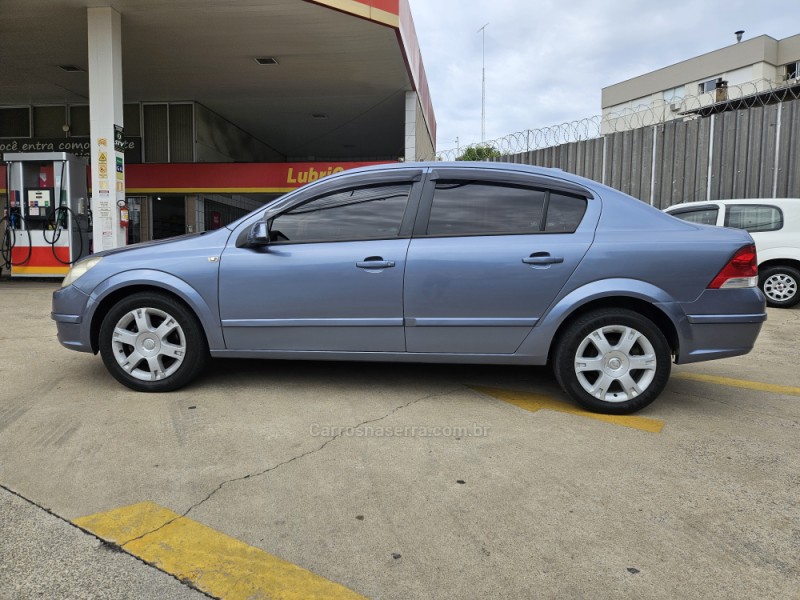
[{"left": 1, "top": 152, "right": 91, "bottom": 278}]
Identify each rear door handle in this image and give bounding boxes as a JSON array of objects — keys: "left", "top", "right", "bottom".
[
  {"left": 357, "top": 257, "right": 395, "bottom": 269},
  {"left": 522, "top": 253, "right": 564, "bottom": 265}
]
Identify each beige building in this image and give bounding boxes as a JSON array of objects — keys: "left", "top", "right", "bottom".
[{"left": 601, "top": 33, "right": 800, "bottom": 133}]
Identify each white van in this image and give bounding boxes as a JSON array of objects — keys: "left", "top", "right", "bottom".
[{"left": 665, "top": 198, "right": 800, "bottom": 308}]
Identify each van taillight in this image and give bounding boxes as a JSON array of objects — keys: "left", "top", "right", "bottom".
[{"left": 708, "top": 244, "right": 758, "bottom": 289}]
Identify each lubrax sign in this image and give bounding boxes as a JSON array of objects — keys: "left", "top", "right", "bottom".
[
  {"left": 286, "top": 165, "right": 346, "bottom": 184},
  {"left": 123, "top": 161, "right": 391, "bottom": 194}
]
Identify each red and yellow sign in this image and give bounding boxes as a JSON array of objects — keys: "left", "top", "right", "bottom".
[
  {"left": 306, "top": 0, "right": 399, "bottom": 26},
  {"left": 353, "top": 0, "right": 399, "bottom": 13},
  {"left": 125, "top": 161, "right": 389, "bottom": 194},
  {"left": 4, "top": 161, "right": 391, "bottom": 197}
]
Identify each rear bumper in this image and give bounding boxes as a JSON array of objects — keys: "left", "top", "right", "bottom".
[
  {"left": 685, "top": 313, "right": 765, "bottom": 324},
  {"left": 672, "top": 288, "right": 766, "bottom": 364},
  {"left": 676, "top": 320, "right": 765, "bottom": 364}
]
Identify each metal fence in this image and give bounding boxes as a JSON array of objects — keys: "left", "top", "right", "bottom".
[
  {"left": 494, "top": 99, "right": 800, "bottom": 207},
  {"left": 436, "top": 81, "right": 800, "bottom": 206}
]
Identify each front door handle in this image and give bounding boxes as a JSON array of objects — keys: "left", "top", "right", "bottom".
[
  {"left": 522, "top": 252, "right": 564, "bottom": 266},
  {"left": 357, "top": 257, "right": 396, "bottom": 269}
]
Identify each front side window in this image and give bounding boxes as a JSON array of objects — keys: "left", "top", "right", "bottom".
[
  {"left": 270, "top": 183, "right": 411, "bottom": 243},
  {"left": 724, "top": 205, "right": 783, "bottom": 233},
  {"left": 669, "top": 207, "right": 719, "bottom": 226}
]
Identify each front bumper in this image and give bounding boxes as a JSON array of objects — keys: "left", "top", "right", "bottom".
[{"left": 51, "top": 285, "right": 93, "bottom": 353}]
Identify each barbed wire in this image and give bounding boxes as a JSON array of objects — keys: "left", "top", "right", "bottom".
[{"left": 434, "top": 78, "right": 800, "bottom": 161}]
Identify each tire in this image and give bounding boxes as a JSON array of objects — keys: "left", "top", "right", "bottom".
[
  {"left": 759, "top": 265, "right": 800, "bottom": 308},
  {"left": 553, "top": 308, "right": 672, "bottom": 414},
  {"left": 98, "top": 292, "right": 209, "bottom": 392}
]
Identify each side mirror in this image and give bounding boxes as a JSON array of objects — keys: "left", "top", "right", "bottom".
[{"left": 247, "top": 221, "right": 270, "bottom": 246}]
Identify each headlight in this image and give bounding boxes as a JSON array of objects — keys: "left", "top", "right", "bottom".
[{"left": 61, "top": 256, "right": 104, "bottom": 288}]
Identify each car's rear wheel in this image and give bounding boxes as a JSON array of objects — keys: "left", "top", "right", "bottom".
[
  {"left": 760, "top": 265, "right": 800, "bottom": 308},
  {"left": 98, "top": 292, "right": 208, "bottom": 392},
  {"left": 553, "top": 308, "right": 672, "bottom": 414}
]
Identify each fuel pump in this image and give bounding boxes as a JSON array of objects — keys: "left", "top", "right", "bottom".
[{"left": 2, "top": 152, "right": 91, "bottom": 278}]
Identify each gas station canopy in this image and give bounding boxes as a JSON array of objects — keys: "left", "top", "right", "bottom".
[
  {"left": 0, "top": 0, "right": 435, "bottom": 161},
  {"left": 1, "top": 0, "right": 436, "bottom": 266}
]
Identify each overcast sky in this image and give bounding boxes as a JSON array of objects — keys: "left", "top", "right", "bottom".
[{"left": 407, "top": 0, "right": 798, "bottom": 153}]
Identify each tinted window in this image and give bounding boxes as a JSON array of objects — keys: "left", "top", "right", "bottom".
[
  {"left": 427, "top": 181, "right": 545, "bottom": 235},
  {"left": 271, "top": 183, "right": 411, "bottom": 243},
  {"left": 545, "top": 193, "right": 588, "bottom": 233},
  {"left": 0, "top": 107, "right": 30, "bottom": 137},
  {"left": 670, "top": 207, "right": 719, "bottom": 226},
  {"left": 725, "top": 205, "right": 783, "bottom": 232}
]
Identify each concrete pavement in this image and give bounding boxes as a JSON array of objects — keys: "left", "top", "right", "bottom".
[
  {"left": 0, "top": 484, "right": 207, "bottom": 600},
  {"left": 0, "top": 280, "right": 798, "bottom": 599}
]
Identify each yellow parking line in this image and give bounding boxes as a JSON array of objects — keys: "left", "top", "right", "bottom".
[
  {"left": 675, "top": 372, "right": 800, "bottom": 397},
  {"left": 74, "top": 502, "right": 366, "bottom": 600},
  {"left": 470, "top": 385, "right": 664, "bottom": 433}
]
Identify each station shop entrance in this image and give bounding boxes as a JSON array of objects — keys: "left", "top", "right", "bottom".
[{"left": 126, "top": 193, "right": 276, "bottom": 243}]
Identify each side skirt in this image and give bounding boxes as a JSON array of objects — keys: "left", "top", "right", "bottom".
[{"left": 209, "top": 349, "right": 543, "bottom": 366}]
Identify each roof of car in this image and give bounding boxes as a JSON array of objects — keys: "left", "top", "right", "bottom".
[
  {"left": 344, "top": 160, "right": 607, "bottom": 193},
  {"left": 357, "top": 160, "right": 566, "bottom": 174}
]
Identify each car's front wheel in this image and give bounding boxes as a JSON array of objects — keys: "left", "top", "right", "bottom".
[
  {"left": 760, "top": 265, "right": 800, "bottom": 308},
  {"left": 553, "top": 308, "right": 672, "bottom": 414},
  {"left": 98, "top": 292, "right": 209, "bottom": 392}
]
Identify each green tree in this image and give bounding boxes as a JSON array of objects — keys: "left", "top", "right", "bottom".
[{"left": 456, "top": 144, "right": 501, "bottom": 161}]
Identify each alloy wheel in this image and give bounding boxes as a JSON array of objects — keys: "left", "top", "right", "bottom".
[
  {"left": 763, "top": 273, "right": 797, "bottom": 303},
  {"left": 573, "top": 325, "right": 657, "bottom": 403},
  {"left": 110, "top": 307, "right": 187, "bottom": 382}
]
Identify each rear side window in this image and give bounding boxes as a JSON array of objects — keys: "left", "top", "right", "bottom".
[
  {"left": 669, "top": 207, "right": 719, "bottom": 226},
  {"left": 427, "top": 182, "right": 545, "bottom": 235},
  {"left": 545, "top": 193, "right": 588, "bottom": 233},
  {"left": 426, "top": 181, "right": 587, "bottom": 236},
  {"left": 724, "top": 205, "right": 783, "bottom": 232}
]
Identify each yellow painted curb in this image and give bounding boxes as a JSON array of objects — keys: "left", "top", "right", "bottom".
[
  {"left": 471, "top": 385, "right": 664, "bottom": 433},
  {"left": 75, "top": 502, "right": 367, "bottom": 600},
  {"left": 674, "top": 372, "right": 800, "bottom": 397}
]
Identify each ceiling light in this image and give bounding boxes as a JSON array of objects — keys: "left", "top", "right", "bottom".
[
  {"left": 254, "top": 57, "right": 278, "bottom": 65},
  {"left": 58, "top": 65, "right": 85, "bottom": 72}
]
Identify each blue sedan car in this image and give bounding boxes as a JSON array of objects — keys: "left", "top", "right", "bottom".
[{"left": 52, "top": 162, "right": 766, "bottom": 414}]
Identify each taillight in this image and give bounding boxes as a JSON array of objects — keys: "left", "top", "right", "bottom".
[{"left": 708, "top": 244, "right": 758, "bottom": 289}]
